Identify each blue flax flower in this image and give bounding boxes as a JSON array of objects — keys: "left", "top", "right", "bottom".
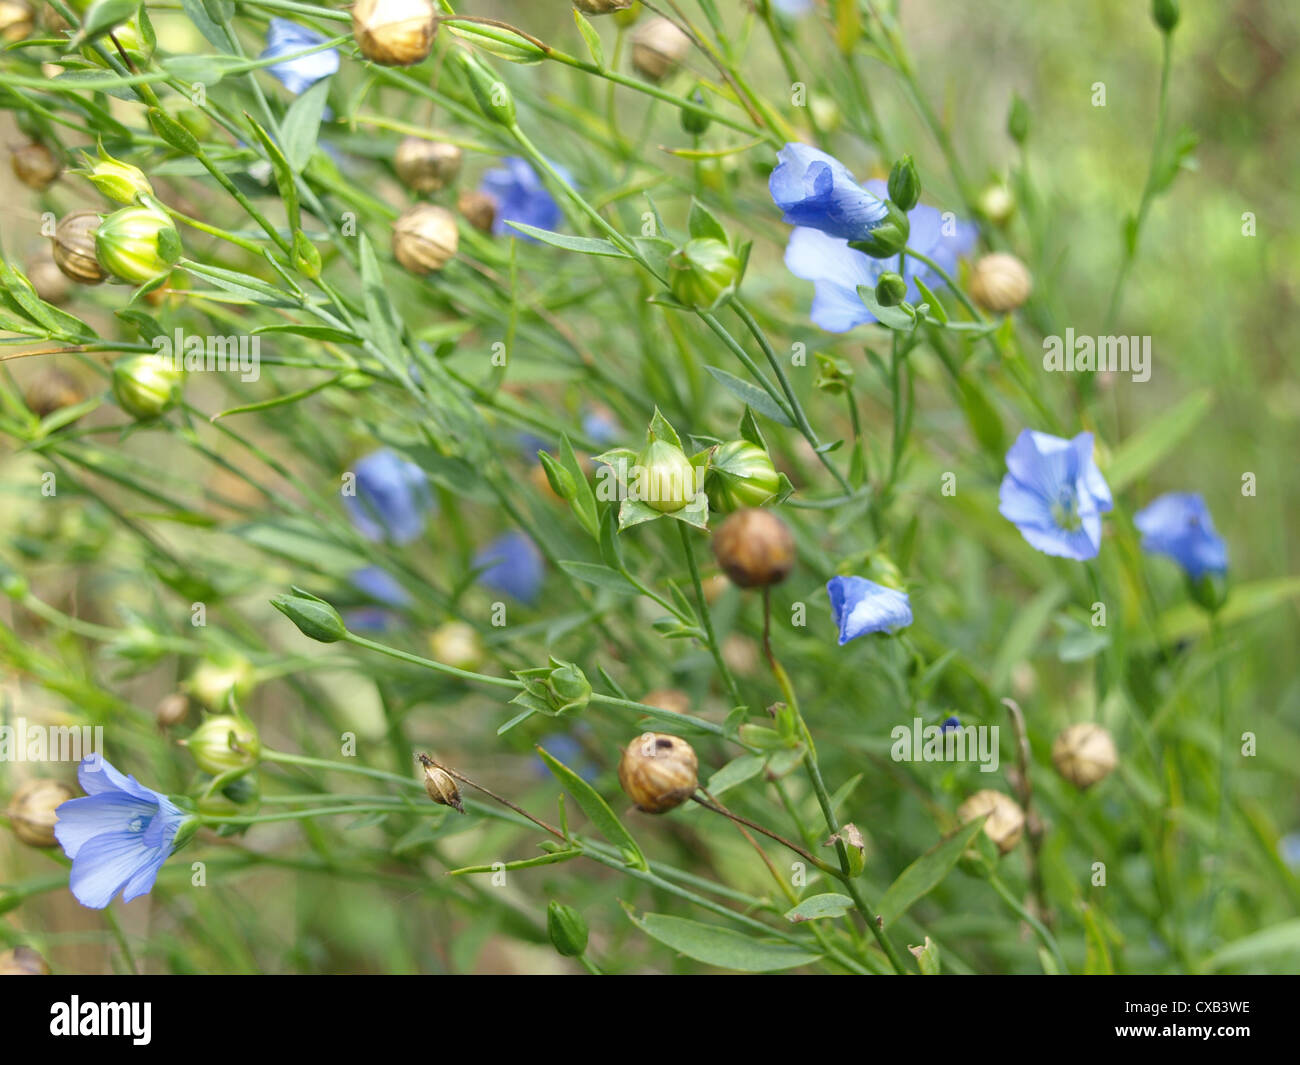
[
  {"left": 344, "top": 449, "right": 433, "bottom": 544},
  {"left": 474, "top": 531, "right": 544, "bottom": 604},
  {"left": 998, "top": 430, "right": 1112, "bottom": 560},
  {"left": 773, "top": 0, "right": 814, "bottom": 14},
  {"left": 480, "top": 157, "right": 569, "bottom": 240},
  {"left": 260, "top": 19, "right": 339, "bottom": 96},
  {"left": 769, "top": 144, "right": 890, "bottom": 241},
  {"left": 827, "top": 576, "right": 912, "bottom": 644},
  {"left": 781, "top": 180, "right": 977, "bottom": 332},
  {"left": 55, "top": 756, "right": 186, "bottom": 909},
  {"left": 1134, "top": 493, "right": 1227, "bottom": 578}
]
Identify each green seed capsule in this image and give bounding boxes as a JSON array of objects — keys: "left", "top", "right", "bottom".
[{"left": 111, "top": 352, "right": 183, "bottom": 420}]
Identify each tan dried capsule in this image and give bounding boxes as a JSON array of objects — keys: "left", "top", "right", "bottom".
[
  {"left": 352, "top": 0, "right": 436, "bottom": 66},
  {"left": 957, "top": 789, "right": 1025, "bottom": 854},
  {"left": 27, "top": 255, "right": 71, "bottom": 304},
  {"left": 155, "top": 691, "right": 189, "bottom": 728},
  {"left": 574, "top": 0, "right": 635, "bottom": 14},
  {"left": 52, "top": 209, "right": 106, "bottom": 285},
  {"left": 457, "top": 188, "right": 497, "bottom": 233},
  {"left": 618, "top": 732, "right": 698, "bottom": 813},
  {"left": 631, "top": 16, "right": 690, "bottom": 81},
  {"left": 417, "top": 754, "right": 464, "bottom": 812},
  {"left": 1052, "top": 722, "right": 1117, "bottom": 790},
  {"left": 11, "top": 142, "right": 60, "bottom": 191},
  {"left": 711, "top": 507, "right": 795, "bottom": 588},
  {"left": 393, "top": 203, "right": 459, "bottom": 274},
  {"left": 22, "top": 368, "right": 84, "bottom": 418},
  {"left": 6, "top": 778, "right": 75, "bottom": 848},
  {"left": 969, "top": 252, "right": 1032, "bottom": 313},
  {"left": 0, "top": 0, "right": 35, "bottom": 42},
  {"left": 394, "top": 137, "right": 463, "bottom": 194},
  {"left": 0, "top": 946, "right": 50, "bottom": 975},
  {"left": 640, "top": 688, "right": 690, "bottom": 716}
]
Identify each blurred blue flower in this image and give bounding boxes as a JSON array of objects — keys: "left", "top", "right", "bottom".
[
  {"left": 998, "top": 430, "right": 1112, "bottom": 560},
  {"left": 942, "top": 715, "right": 960, "bottom": 731},
  {"left": 474, "top": 531, "right": 544, "bottom": 604},
  {"left": 55, "top": 756, "right": 186, "bottom": 910},
  {"left": 515, "top": 430, "right": 553, "bottom": 457},
  {"left": 827, "top": 576, "right": 912, "bottom": 644},
  {"left": 344, "top": 450, "right": 433, "bottom": 544},
  {"left": 1134, "top": 493, "right": 1227, "bottom": 579},
  {"left": 773, "top": 0, "right": 815, "bottom": 14},
  {"left": 535, "top": 733, "right": 599, "bottom": 782},
  {"left": 260, "top": 18, "right": 339, "bottom": 96},
  {"left": 582, "top": 407, "right": 620, "bottom": 445},
  {"left": 770, "top": 143, "right": 889, "bottom": 241},
  {"left": 480, "top": 157, "right": 569, "bottom": 240},
  {"left": 1280, "top": 833, "right": 1300, "bottom": 871},
  {"left": 350, "top": 566, "right": 410, "bottom": 607},
  {"left": 783, "top": 178, "right": 977, "bottom": 332}
]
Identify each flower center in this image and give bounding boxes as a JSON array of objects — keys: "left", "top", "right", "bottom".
[
  {"left": 1051, "top": 490, "right": 1083, "bottom": 532},
  {"left": 128, "top": 814, "right": 153, "bottom": 834}
]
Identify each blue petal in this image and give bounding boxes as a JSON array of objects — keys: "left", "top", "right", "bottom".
[
  {"left": 344, "top": 449, "right": 433, "bottom": 544},
  {"left": 474, "top": 531, "right": 544, "bottom": 604},
  {"left": 769, "top": 144, "right": 889, "bottom": 241},
  {"left": 350, "top": 566, "right": 410, "bottom": 607},
  {"left": 261, "top": 18, "right": 339, "bottom": 96},
  {"left": 1135, "top": 492, "right": 1227, "bottom": 578},
  {"left": 481, "top": 157, "right": 568, "bottom": 240},
  {"left": 68, "top": 831, "right": 157, "bottom": 909},
  {"left": 827, "top": 576, "right": 912, "bottom": 643},
  {"left": 784, "top": 227, "right": 877, "bottom": 332},
  {"left": 54, "top": 793, "right": 155, "bottom": 860}
]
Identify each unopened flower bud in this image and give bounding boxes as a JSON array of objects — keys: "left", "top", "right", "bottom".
[
  {"left": 351, "top": 0, "right": 436, "bottom": 66},
  {"left": 574, "top": 0, "right": 634, "bottom": 14},
  {"left": 417, "top": 754, "right": 464, "bottom": 812},
  {"left": 52, "top": 209, "right": 106, "bottom": 284},
  {"left": 271, "top": 591, "right": 348, "bottom": 643},
  {"left": 668, "top": 237, "right": 740, "bottom": 310},
  {"left": 1007, "top": 93, "right": 1029, "bottom": 144},
  {"left": 23, "top": 368, "right": 85, "bottom": 419},
  {"left": 874, "top": 271, "right": 908, "bottom": 308},
  {"left": 11, "top": 142, "right": 60, "bottom": 190},
  {"left": 0, "top": 946, "right": 50, "bottom": 975},
  {"left": 27, "top": 255, "right": 71, "bottom": 304},
  {"left": 458, "top": 188, "right": 497, "bottom": 232},
  {"left": 849, "top": 200, "right": 910, "bottom": 259},
  {"left": 95, "top": 204, "right": 180, "bottom": 284},
  {"left": 547, "top": 900, "right": 589, "bottom": 956},
  {"left": 635, "top": 437, "right": 697, "bottom": 513},
  {"left": 618, "top": 732, "right": 698, "bottom": 813},
  {"left": 1152, "top": 0, "right": 1179, "bottom": 33},
  {"left": 631, "top": 16, "right": 690, "bottom": 82},
  {"left": 712, "top": 507, "right": 795, "bottom": 588},
  {"left": 957, "top": 789, "right": 1025, "bottom": 854},
  {"left": 680, "top": 85, "right": 711, "bottom": 136},
  {"left": 0, "top": 0, "right": 34, "bottom": 42},
  {"left": 154, "top": 692, "right": 189, "bottom": 728},
  {"left": 969, "top": 252, "right": 1032, "bottom": 313},
  {"left": 978, "top": 182, "right": 1016, "bottom": 226},
  {"left": 186, "top": 654, "right": 255, "bottom": 710},
  {"left": 394, "top": 137, "right": 463, "bottom": 194},
  {"left": 82, "top": 147, "right": 153, "bottom": 203},
  {"left": 887, "top": 154, "right": 920, "bottom": 211},
  {"left": 111, "top": 352, "right": 183, "bottom": 419},
  {"left": 182, "top": 714, "right": 261, "bottom": 775},
  {"left": 6, "top": 778, "right": 75, "bottom": 847},
  {"left": 428, "top": 620, "right": 483, "bottom": 671},
  {"left": 705, "top": 439, "right": 779, "bottom": 513},
  {"left": 393, "top": 203, "right": 459, "bottom": 274},
  {"left": 1052, "top": 723, "right": 1117, "bottom": 790},
  {"left": 195, "top": 773, "right": 260, "bottom": 817},
  {"left": 454, "top": 49, "right": 516, "bottom": 127}
]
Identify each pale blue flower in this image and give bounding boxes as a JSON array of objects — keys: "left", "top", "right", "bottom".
[
  {"left": 769, "top": 144, "right": 890, "bottom": 241},
  {"left": 998, "top": 430, "right": 1112, "bottom": 560},
  {"left": 480, "top": 157, "right": 569, "bottom": 240},
  {"left": 55, "top": 756, "right": 186, "bottom": 910},
  {"left": 344, "top": 450, "right": 433, "bottom": 544},
  {"left": 260, "top": 18, "right": 339, "bottom": 96},
  {"left": 827, "top": 576, "right": 912, "bottom": 644},
  {"left": 773, "top": 0, "right": 815, "bottom": 14},
  {"left": 1134, "top": 493, "right": 1227, "bottom": 578},
  {"left": 474, "top": 531, "right": 544, "bottom": 604}
]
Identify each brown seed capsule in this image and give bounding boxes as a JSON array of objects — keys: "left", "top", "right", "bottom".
[
  {"left": 6, "top": 778, "right": 75, "bottom": 848},
  {"left": 51, "top": 209, "right": 106, "bottom": 285},
  {"left": 969, "top": 252, "right": 1032, "bottom": 313},
  {"left": 640, "top": 688, "right": 690, "bottom": 716},
  {"left": 393, "top": 203, "right": 459, "bottom": 274},
  {"left": 11, "top": 142, "right": 60, "bottom": 191},
  {"left": 957, "top": 789, "right": 1025, "bottom": 854},
  {"left": 22, "top": 368, "right": 84, "bottom": 418},
  {"left": 458, "top": 188, "right": 497, "bottom": 233},
  {"left": 711, "top": 507, "right": 796, "bottom": 588},
  {"left": 618, "top": 732, "right": 698, "bottom": 814},
  {"left": 417, "top": 754, "right": 464, "bottom": 812},
  {"left": 1051, "top": 722, "right": 1117, "bottom": 790},
  {"left": 0, "top": 946, "right": 50, "bottom": 975},
  {"left": 352, "top": 0, "right": 436, "bottom": 66},
  {"left": 631, "top": 16, "right": 690, "bottom": 81},
  {"left": 26, "top": 254, "right": 71, "bottom": 304},
  {"left": 574, "top": 0, "right": 635, "bottom": 14},
  {"left": 155, "top": 691, "right": 190, "bottom": 728},
  {"left": 0, "top": 0, "right": 35, "bottom": 42},
  {"left": 394, "top": 137, "right": 463, "bottom": 194}
]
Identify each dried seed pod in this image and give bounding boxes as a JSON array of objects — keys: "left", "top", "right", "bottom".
[
  {"left": 393, "top": 203, "right": 459, "bottom": 273},
  {"left": 631, "top": 16, "right": 690, "bottom": 81},
  {"left": 957, "top": 789, "right": 1025, "bottom": 853},
  {"left": 11, "top": 142, "right": 60, "bottom": 190},
  {"left": 22, "top": 368, "right": 84, "bottom": 418},
  {"left": 51, "top": 209, "right": 106, "bottom": 284},
  {"left": 0, "top": 946, "right": 50, "bottom": 975},
  {"left": 457, "top": 188, "right": 497, "bottom": 233},
  {"left": 711, "top": 507, "right": 796, "bottom": 588},
  {"left": 0, "top": 0, "right": 35, "bottom": 43},
  {"left": 6, "top": 778, "right": 75, "bottom": 848},
  {"left": 969, "top": 252, "right": 1032, "bottom": 313},
  {"left": 1051, "top": 722, "right": 1117, "bottom": 790},
  {"left": 154, "top": 692, "right": 189, "bottom": 728},
  {"left": 352, "top": 0, "right": 437, "bottom": 66},
  {"left": 26, "top": 255, "right": 71, "bottom": 304},
  {"left": 394, "top": 137, "right": 463, "bottom": 193},
  {"left": 618, "top": 732, "right": 698, "bottom": 813},
  {"left": 417, "top": 754, "right": 464, "bottom": 812}
]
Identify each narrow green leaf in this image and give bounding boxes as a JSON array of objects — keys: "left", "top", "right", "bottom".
[
  {"left": 573, "top": 8, "right": 604, "bottom": 67},
  {"left": 877, "top": 818, "right": 986, "bottom": 927},
  {"left": 502, "top": 221, "right": 629, "bottom": 257},
  {"left": 703, "top": 365, "right": 793, "bottom": 427},
  {"left": 1106, "top": 389, "right": 1211, "bottom": 491},
  {"left": 784, "top": 893, "right": 855, "bottom": 923},
  {"left": 627, "top": 910, "right": 821, "bottom": 971},
  {"left": 536, "top": 746, "right": 647, "bottom": 870},
  {"left": 557, "top": 561, "right": 639, "bottom": 594},
  {"left": 281, "top": 78, "right": 331, "bottom": 173}
]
